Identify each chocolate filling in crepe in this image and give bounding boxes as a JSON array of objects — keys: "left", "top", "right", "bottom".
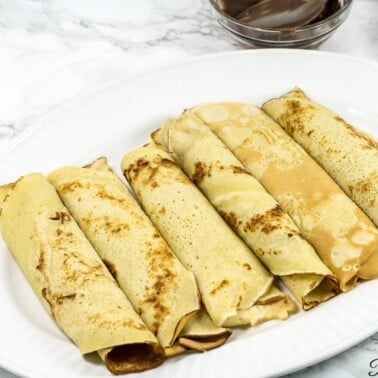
[
  {"left": 0, "top": 174, "right": 165, "bottom": 374},
  {"left": 122, "top": 145, "right": 296, "bottom": 328},
  {"left": 153, "top": 111, "right": 338, "bottom": 309},
  {"left": 194, "top": 103, "right": 378, "bottom": 291}
]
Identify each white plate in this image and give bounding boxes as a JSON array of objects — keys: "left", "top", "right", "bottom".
[{"left": 0, "top": 49, "right": 377, "bottom": 378}]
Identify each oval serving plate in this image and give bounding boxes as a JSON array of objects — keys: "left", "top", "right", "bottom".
[{"left": 0, "top": 49, "right": 377, "bottom": 378}]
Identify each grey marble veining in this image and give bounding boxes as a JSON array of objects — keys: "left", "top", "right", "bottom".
[
  {"left": 0, "top": 0, "right": 376, "bottom": 153},
  {"left": 0, "top": 0, "right": 241, "bottom": 153},
  {"left": 0, "top": 0, "right": 377, "bottom": 377}
]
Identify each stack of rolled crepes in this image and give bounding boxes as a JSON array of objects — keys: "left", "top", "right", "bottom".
[
  {"left": 0, "top": 164, "right": 231, "bottom": 374},
  {"left": 0, "top": 155, "right": 295, "bottom": 375},
  {"left": 1, "top": 87, "right": 377, "bottom": 375},
  {"left": 48, "top": 157, "right": 231, "bottom": 357},
  {"left": 192, "top": 99, "right": 378, "bottom": 291},
  {"left": 0, "top": 175, "right": 165, "bottom": 374},
  {"left": 122, "top": 145, "right": 296, "bottom": 327},
  {"left": 151, "top": 111, "right": 338, "bottom": 309},
  {"left": 262, "top": 88, "right": 378, "bottom": 272}
]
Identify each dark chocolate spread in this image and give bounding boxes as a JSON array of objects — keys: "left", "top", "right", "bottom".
[{"left": 219, "top": 0, "right": 342, "bottom": 29}]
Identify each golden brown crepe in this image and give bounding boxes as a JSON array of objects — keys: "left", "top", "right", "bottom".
[
  {"left": 263, "top": 88, "right": 378, "bottom": 227},
  {"left": 153, "top": 111, "right": 338, "bottom": 309},
  {"left": 122, "top": 144, "right": 296, "bottom": 327},
  {"left": 194, "top": 102, "right": 378, "bottom": 291},
  {"left": 0, "top": 174, "right": 165, "bottom": 374},
  {"left": 48, "top": 157, "right": 229, "bottom": 354}
]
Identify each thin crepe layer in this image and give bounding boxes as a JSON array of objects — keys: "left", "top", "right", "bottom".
[
  {"left": 122, "top": 145, "right": 296, "bottom": 327},
  {"left": 0, "top": 174, "right": 164, "bottom": 374},
  {"left": 263, "top": 88, "right": 378, "bottom": 227},
  {"left": 177, "top": 309, "right": 231, "bottom": 352},
  {"left": 222, "top": 287, "right": 294, "bottom": 327},
  {"left": 154, "top": 111, "right": 337, "bottom": 309},
  {"left": 164, "top": 308, "right": 231, "bottom": 357},
  {"left": 194, "top": 102, "right": 378, "bottom": 291},
  {"left": 48, "top": 158, "right": 200, "bottom": 350}
]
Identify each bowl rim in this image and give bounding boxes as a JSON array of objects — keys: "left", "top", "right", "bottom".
[
  {"left": 221, "top": 21, "right": 341, "bottom": 45},
  {"left": 209, "top": 0, "right": 353, "bottom": 33}
]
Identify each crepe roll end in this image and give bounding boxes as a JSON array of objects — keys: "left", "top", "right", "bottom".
[
  {"left": 150, "top": 120, "right": 174, "bottom": 152},
  {"left": 82, "top": 156, "right": 112, "bottom": 171},
  {"left": 177, "top": 309, "right": 232, "bottom": 352},
  {"left": 150, "top": 128, "right": 165, "bottom": 149},
  {"left": 178, "top": 332, "right": 231, "bottom": 352},
  {"left": 304, "top": 278, "right": 338, "bottom": 310},
  {"left": 99, "top": 343, "right": 165, "bottom": 375},
  {"left": 222, "top": 292, "right": 297, "bottom": 328},
  {"left": 164, "top": 343, "right": 188, "bottom": 357},
  {"left": 283, "top": 274, "right": 339, "bottom": 310}
]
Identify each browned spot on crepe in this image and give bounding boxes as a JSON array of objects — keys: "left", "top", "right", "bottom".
[
  {"left": 192, "top": 161, "right": 212, "bottom": 184},
  {"left": 125, "top": 156, "right": 190, "bottom": 188},
  {"left": 279, "top": 100, "right": 317, "bottom": 136},
  {"left": 210, "top": 279, "right": 230, "bottom": 296},
  {"left": 125, "top": 158, "right": 150, "bottom": 181},
  {"left": 49, "top": 211, "right": 71, "bottom": 224},
  {"left": 96, "top": 189, "right": 126, "bottom": 204},
  {"left": 279, "top": 100, "right": 304, "bottom": 134},
  {"left": 243, "top": 205, "right": 285, "bottom": 234},
  {"left": 60, "top": 181, "right": 83, "bottom": 193},
  {"left": 218, "top": 210, "right": 241, "bottom": 233},
  {"left": 231, "top": 165, "right": 249, "bottom": 175},
  {"left": 36, "top": 244, "right": 46, "bottom": 272},
  {"left": 141, "top": 243, "right": 178, "bottom": 334},
  {"left": 348, "top": 173, "right": 378, "bottom": 208},
  {"left": 41, "top": 287, "right": 77, "bottom": 319}
]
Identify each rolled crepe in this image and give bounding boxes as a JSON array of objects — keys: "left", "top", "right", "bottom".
[
  {"left": 48, "top": 158, "right": 229, "bottom": 354},
  {"left": 122, "top": 144, "right": 296, "bottom": 327},
  {"left": 154, "top": 111, "right": 338, "bottom": 309},
  {"left": 0, "top": 174, "right": 165, "bottom": 374},
  {"left": 194, "top": 103, "right": 378, "bottom": 291},
  {"left": 263, "top": 88, "right": 378, "bottom": 227}
]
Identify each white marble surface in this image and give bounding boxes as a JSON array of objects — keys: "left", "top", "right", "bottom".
[{"left": 0, "top": 0, "right": 377, "bottom": 377}]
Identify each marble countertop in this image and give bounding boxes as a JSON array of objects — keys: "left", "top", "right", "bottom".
[{"left": 0, "top": 0, "right": 377, "bottom": 377}]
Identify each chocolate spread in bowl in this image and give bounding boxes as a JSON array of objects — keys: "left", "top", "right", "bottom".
[{"left": 218, "top": 0, "right": 342, "bottom": 29}]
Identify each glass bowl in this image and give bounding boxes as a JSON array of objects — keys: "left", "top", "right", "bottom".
[{"left": 209, "top": 0, "right": 353, "bottom": 48}]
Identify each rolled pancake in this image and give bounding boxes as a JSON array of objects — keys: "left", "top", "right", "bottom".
[
  {"left": 0, "top": 174, "right": 165, "bottom": 374},
  {"left": 122, "top": 145, "right": 296, "bottom": 327},
  {"left": 263, "top": 88, "right": 378, "bottom": 227},
  {"left": 154, "top": 111, "right": 338, "bottom": 309},
  {"left": 194, "top": 103, "right": 378, "bottom": 291},
  {"left": 49, "top": 158, "right": 229, "bottom": 354}
]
